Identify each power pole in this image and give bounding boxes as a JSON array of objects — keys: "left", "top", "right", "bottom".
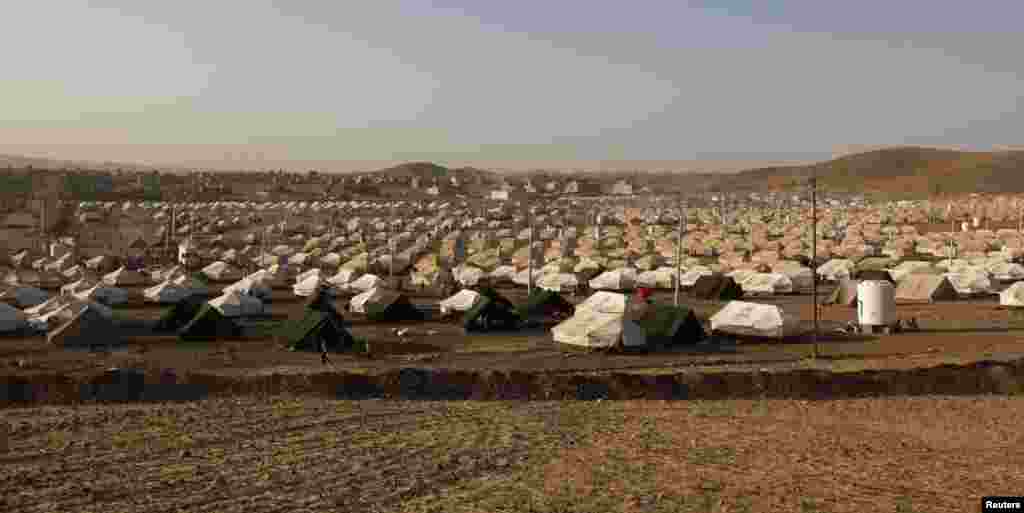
[
  {"left": 389, "top": 201, "right": 395, "bottom": 284},
  {"left": 810, "top": 174, "right": 819, "bottom": 359},
  {"left": 527, "top": 211, "right": 535, "bottom": 297},
  {"left": 674, "top": 199, "right": 685, "bottom": 307}
]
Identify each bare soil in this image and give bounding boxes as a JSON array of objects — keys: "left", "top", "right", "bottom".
[{"left": 1, "top": 396, "right": 1019, "bottom": 512}]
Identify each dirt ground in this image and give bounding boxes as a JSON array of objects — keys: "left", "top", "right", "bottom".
[
  {"left": 1, "top": 395, "right": 1020, "bottom": 513},
  {"left": 4, "top": 284, "right": 1024, "bottom": 382}
]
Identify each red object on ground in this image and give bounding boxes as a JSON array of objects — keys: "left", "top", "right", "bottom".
[{"left": 636, "top": 288, "right": 652, "bottom": 300}]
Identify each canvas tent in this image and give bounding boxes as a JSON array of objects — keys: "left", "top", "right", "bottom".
[
  {"left": 551, "top": 291, "right": 645, "bottom": 349},
  {"left": 894, "top": 275, "right": 958, "bottom": 304},
  {"left": 47, "top": 305, "right": 121, "bottom": 347},
  {"left": 518, "top": 288, "right": 574, "bottom": 323},
  {"left": 626, "top": 303, "right": 705, "bottom": 349},
  {"left": 999, "top": 282, "right": 1024, "bottom": 307},
  {"left": 177, "top": 303, "right": 243, "bottom": 340},
  {"left": 154, "top": 294, "right": 209, "bottom": 332},
  {"left": 462, "top": 288, "right": 521, "bottom": 332},
  {"left": 73, "top": 285, "right": 130, "bottom": 306},
  {"left": 209, "top": 290, "right": 264, "bottom": 317},
  {"left": 202, "top": 261, "right": 243, "bottom": 282},
  {"left": 277, "top": 299, "right": 354, "bottom": 352},
  {"left": 737, "top": 273, "right": 793, "bottom": 296},
  {"left": 689, "top": 274, "right": 744, "bottom": 301},
  {"left": 439, "top": 289, "right": 481, "bottom": 317},
  {"left": 588, "top": 268, "right": 637, "bottom": 291},
  {"left": 709, "top": 301, "right": 802, "bottom": 339},
  {"left": 349, "top": 288, "right": 423, "bottom": 321},
  {"left": 102, "top": 267, "right": 146, "bottom": 287},
  {"left": 144, "top": 281, "right": 197, "bottom": 304}
]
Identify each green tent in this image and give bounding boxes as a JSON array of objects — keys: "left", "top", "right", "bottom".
[
  {"left": 630, "top": 304, "right": 706, "bottom": 349},
  {"left": 364, "top": 290, "right": 424, "bottom": 322},
  {"left": 463, "top": 289, "right": 520, "bottom": 332},
  {"left": 303, "top": 285, "right": 344, "bottom": 315},
  {"left": 177, "top": 303, "right": 242, "bottom": 341},
  {"left": 154, "top": 294, "right": 207, "bottom": 332},
  {"left": 517, "top": 288, "right": 574, "bottom": 322},
  {"left": 689, "top": 274, "right": 744, "bottom": 301},
  {"left": 277, "top": 308, "right": 354, "bottom": 352}
]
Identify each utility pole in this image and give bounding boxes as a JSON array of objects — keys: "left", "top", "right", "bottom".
[
  {"left": 389, "top": 201, "right": 395, "bottom": 284},
  {"left": 810, "top": 174, "right": 819, "bottom": 359},
  {"left": 674, "top": 199, "right": 685, "bottom": 307},
  {"left": 527, "top": 210, "right": 535, "bottom": 297}
]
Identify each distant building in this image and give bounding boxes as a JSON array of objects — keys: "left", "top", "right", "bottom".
[{"left": 490, "top": 190, "right": 510, "bottom": 201}]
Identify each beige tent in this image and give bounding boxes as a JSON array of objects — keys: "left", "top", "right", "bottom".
[
  {"left": 551, "top": 291, "right": 645, "bottom": 349},
  {"left": 894, "top": 275, "right": 958, "bottom": 304},
  {"left": 709, "top": 301, "right": 802, "bottom": 339}
]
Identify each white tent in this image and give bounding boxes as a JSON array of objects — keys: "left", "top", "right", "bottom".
[
  {"left": 536, "top": 272, "right": 579, "bottom": 292},
  {"left": 709, "top": 301, "right": 802, "bottom": 339},
  {"left": 550, "top": 291, "right": 644, "bottom": 349},
  {"left": 738, "top": 273, "right": 794, "bottom": 296},
  {"left": 348, "top": 273, "right": 385, "bottom": 293},
  {"left": 588, "top": 268, "right": 637, "bottom": 291},
  {"left": 202, "top": 261, "right": 243, "bottom": 282},
  {"left": 439, "top": 289, "right": 481, "bottom": 316},
  {"left": 636, "top": 267, "right": 676, "bottom": 289},
  {"left": 61, "top": 278, "right": 97, "bottom": 296},
  {"left": 294, "top": 274, "right": 340, "bottom": 297},
  {"left": 349, "top": 287, "right": 396, "bottom": 314},
  {"left": 512, "top": 269, "right": 545, "bottom": 287},
  {"left": 999, "top": 282, "right": 1024, "bottom": 307},
  {"left": 294, "top": 268, "right": 322, "bottom": 284},
  {"left": 489, "top": 265, "right": 518, "bottom": 283},
  {"left": 453, "top": 265, "right": 485, "bottom": 287},
  {"left": 772, "top": 264, "right": 814, "bottom": 290},
  {"left": 943, "top": 271, "right": 994, "bottom": 296},
  {"left": 0, "top": 303, "right": 28, "bottom": 333},
  {"left": 987, "top": 261, "right": 1024, "bottom": 282},
  {"left": 678, "top": 267, "right": 715, "bottom": 287},
  {"left": 575, "top": 290, "right": 628, "bottom": 315},
  {"left": 327, "top": 268, "right": 362, "bottom": 289},
  {"left": 209, "top": 290, "right": 264, "bottom": 317}
]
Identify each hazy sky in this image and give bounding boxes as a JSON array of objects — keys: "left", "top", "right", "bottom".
[{"left": 1, "top": 0, "right": 1022, "bottom": 169}]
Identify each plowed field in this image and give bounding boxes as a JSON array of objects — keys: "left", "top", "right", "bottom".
[{"left": 2, "top": 396, "right": 1021, "bottom": 512}]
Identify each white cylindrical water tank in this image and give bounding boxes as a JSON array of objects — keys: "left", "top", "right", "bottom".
[
  {"left": 962, "top": 222, "right": 970, "bottom": 232},
  {"left": 857, "top": 280, "right": 897, "bottom": 327},
  {"left": 973, "top": 217, "right": 980, "bottom": 228}
]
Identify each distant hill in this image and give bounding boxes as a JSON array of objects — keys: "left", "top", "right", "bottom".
[
  {"left": 715, "top": 147, "right": 1024, "bottom": 196},
  {"left": 368, "top": 161, "right": 499, "bottom": 185}
]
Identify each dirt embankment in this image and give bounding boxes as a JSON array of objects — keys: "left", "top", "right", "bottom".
[{"left": 3, "top": 357, "right": 1024, "bottom": 407}]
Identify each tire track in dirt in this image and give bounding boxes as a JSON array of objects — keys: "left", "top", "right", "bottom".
[
  {"left": 3, "top": 403, "right": 446, "bottom": 513},
  {"left": 101, "top": 409, "right": 452, "bottom": 513},
  {"left": 1, "top": 405, "right": 432, "bottom": 468}
]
